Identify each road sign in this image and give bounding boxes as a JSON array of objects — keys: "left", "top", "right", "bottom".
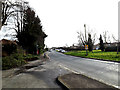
[{"left": 85, "top": 45, "right": 88, "bottom": 50}]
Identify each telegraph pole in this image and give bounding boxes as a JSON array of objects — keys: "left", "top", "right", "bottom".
[
  {"left": 84, "top": 24, "right": 88, "bottom": 56},
  {"left": 84, "top": 24, "right": 87, "bottom": 42},
  {"left": 118, "top": 2, "right": 120, "bottom": 54}
]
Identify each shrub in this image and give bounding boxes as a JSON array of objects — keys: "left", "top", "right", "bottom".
[
  {"left": 2, "top": 52, "right": 39, "bottom": 70},
  {"left": 105, "top": 46, "right": 120, "bottom": 52},
  {"left": 45, "top": 48, "right": 48, "bottom": 51},
  {"left": 2, "top": 53, "right": 27, "bottom": 70},
  {"left": 23, "top": 54, "right": 39, "bottom": 61}
]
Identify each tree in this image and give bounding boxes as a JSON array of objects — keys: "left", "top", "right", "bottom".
[
  {"left": 0, "top": 1, "right": 2, "bottom": 29},
  {"left": 1, "top": 0, "right": 47, "bottom": 54},
  {"left": 99, "top": 34, "right": 104, "bottom": 51},
  {"left": 16, "top": 7, "right": 47, "bottom": 54},
  {"left": 1, "top": 0, "right": 28, "bottom": 32},
  {"left": 88, "top": 33, "right": 93, "bottom": 51},
  {"left": 103, "top": 31, "right": 111, "bottom": 43},
  {"left": 77, "top": 24, "right": 88, "bottom": 46},
  {"left": 1, "top": 0, "right": 30, "bottom": 41},
  {"left": 2, "top": 0, "right": 47, "bottom": 54},
  {"left": 77, "top": 24, "right": 97, "bottom": 46},
  {"left": 1, "top": 0, "right": 28, "bottom": 27},
  {"left": 1, "top": 0, "right": 15, "bottom": 27}
]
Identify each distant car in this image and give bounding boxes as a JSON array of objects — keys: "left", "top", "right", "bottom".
[
  {"left": 59, "top": 49, "right": 62, "bottom": 51},
  {"left": 55, "top": 49, "right": 60, "bottom": 52},
  {"left": 61, "top": 50, "right": 66, "bottom": 53},
  {"left": 59, "top": 49, "right": 66, "bottom": 53},
  {"left": 49, "top": 49, "right": 52, "bottom": 52},
  {"left": 55, "top": 49, "right": 66, "bottom": 53}
]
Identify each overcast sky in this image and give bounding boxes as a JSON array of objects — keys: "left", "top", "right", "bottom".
[{"left": 0, "top": 0, "right": 119, "bottom": 48}]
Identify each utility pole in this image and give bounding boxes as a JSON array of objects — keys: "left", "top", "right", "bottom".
[
  {"left": 84, "top": 24, "right": 87, "bottom": 43},
  {"left": 118, "top": 2, "right": 120, "bottom": 54},
  {"left": 84, "top": 24, "right": 88, "bottom": 56}
]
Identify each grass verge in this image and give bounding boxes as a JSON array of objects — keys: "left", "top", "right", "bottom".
[{"left": 64, "top": 50, "right": 120, "bottom": 62}]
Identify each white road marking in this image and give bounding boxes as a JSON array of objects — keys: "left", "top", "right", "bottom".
[
  {"left": 59, "top": 64, "right": 80, "bottom": 74},
  {"left": 59, "top": 64, "right": 120, "bottom": 89}
]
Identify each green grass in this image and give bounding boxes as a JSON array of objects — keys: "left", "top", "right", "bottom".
[{"left": 64, "top": 50, "right": 120, "bottom": 61}]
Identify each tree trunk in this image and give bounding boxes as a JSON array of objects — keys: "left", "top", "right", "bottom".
[{"left": 0, "top": 1, "right": 2, "bottom": 30}]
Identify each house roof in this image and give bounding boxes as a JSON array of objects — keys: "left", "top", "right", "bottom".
[{"left": 0, "top": 39, "right": 17, "bottom": 45}]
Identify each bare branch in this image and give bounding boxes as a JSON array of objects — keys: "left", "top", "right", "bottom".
[{"left": 112, "top": 34, "right": 118, "bottom": 42}]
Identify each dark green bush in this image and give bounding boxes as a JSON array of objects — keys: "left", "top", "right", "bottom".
[
  {"left": 12, "top": 53, "right": 24, "bottom": 60},
  {"left": 23, "top": 54, "right": 39, "bottom": 61},
  {"left": 2, "top": 53, "right": 27, "bottom": 70},
  {"left": 45, "top": 48, "right": 48, "bottom": 51},
  {"left": 39, "top": 49, "right": 44, "bottom": 54},
  {"left": 2, "top": 52, "right": 39, "bottom": 70},
  {"left": 105, "top": 46, "right": 120, "bottom": 52}
]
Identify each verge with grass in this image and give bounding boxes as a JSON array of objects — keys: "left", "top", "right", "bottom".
[{"left": 64, "top": 50, "right": 120, "bottom": 62}]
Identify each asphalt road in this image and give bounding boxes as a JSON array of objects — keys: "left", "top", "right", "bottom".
[
  {"left": 2, "top": 50, "right": 119, "bottom": 89},
  {"left": 2, "top": 55, "right": 71, "bottom": 88},
  {"left": 48, "top": 50, "right": 119, "bottom": 88}
]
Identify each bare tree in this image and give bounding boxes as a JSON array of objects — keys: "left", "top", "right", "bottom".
[
  {"left": 12, "top": 0, "right": 28, "bottom": 33},
  {"left": 1, "top": 0, "right": 15, "bottom": 27},
  {"left": 1, "top": 0, "right": 28, "bottom": 30},
  {"left": 103, "top": 31, "right": 111, "bottom": 43},
  {"left": 0, "top": 1, "right": 2, "bottom": 29},
  {"left": 112, "top": 34, "right": 118, "bottom": 42},
  {"left": 3, "top": 0, "right": 29, "bottom": 39},
  {"left": 77, "top": 31, "right": 86, "bottom": 46},
  {"left": 77, "top": 24, "right": 97, "bottom": 46}
]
